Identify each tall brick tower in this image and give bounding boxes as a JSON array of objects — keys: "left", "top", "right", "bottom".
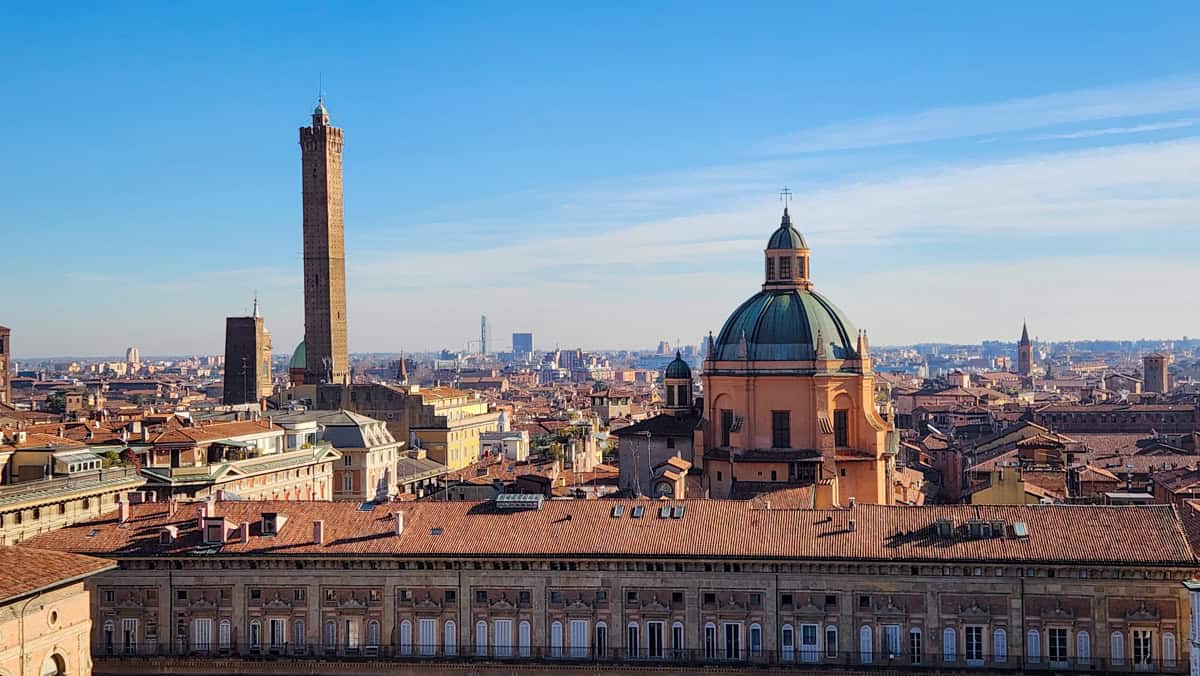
[
  {"left": 0, "top": 325, "right": 10, "bottom": 405},
  {"left": 1017, "top": 322, "right": 1033, "bottom": 377},
  {"left": 300, "top": 98, "right": 350, "bottom": 386}
]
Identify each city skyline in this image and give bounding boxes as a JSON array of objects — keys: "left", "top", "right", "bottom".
[{"left": 5, "top": 4, "right": 1200, "bottom": 356}]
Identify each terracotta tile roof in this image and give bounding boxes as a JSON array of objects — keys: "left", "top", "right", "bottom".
[
  {"left": 0, "top": 432, "right": 87, "bottom": 452},
  {"left": 23, "top": 499, "right": 1196, "bottom": 565},
  {"left": 0, "top": 546, "right": 116, "bottom": 604}
]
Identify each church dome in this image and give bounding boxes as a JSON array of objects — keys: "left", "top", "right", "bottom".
[
  {"left": 766, "top": 208, "right": 807, "bottom": 250},
  {"left": 289, "top": 340, "right": 306, "bottom": 370},
  {"left": 664, "top": 351, "right": 692, "bottom": 379},
  {"left": 713, "top": 289, "right": 858, "bottom": 361}
]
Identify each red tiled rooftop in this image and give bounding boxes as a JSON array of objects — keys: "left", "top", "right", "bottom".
[
  {"left": 0, "top": 546, "right": 116, "bottom": 604},
  {"left": 22, "top": 499, "right": 1196, "bottom": 566}
]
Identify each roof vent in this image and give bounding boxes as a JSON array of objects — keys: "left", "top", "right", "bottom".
[{"left": 495, "top": 493, "right": 544, "bottom": 511}]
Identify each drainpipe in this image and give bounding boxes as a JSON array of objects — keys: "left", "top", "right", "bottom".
[{"left": 15, "top": 591, "right": 43, "bottom": 676}]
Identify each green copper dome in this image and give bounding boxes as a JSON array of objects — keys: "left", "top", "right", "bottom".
[
  {"left": 664, "top": 351, "right": 692, "bottom": 379},
  {"left": 289, "top": 340, "right": 306, "bottom": 370},
  {"left": 766, "top": 207, "right": 807, "bottom": 250},
  {"left": 713, "top": 289, "right": 858, "bottom": 361}
]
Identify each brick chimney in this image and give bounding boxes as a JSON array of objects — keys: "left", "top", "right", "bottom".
[
  {"left": 313, "top": 520, "right": 325, "bottom": 545},
  {"left": 240, "top": 521, "right": 250, "bottom": 544},
  {"left": 395, "top": 511, "right": 405, "bottom": 536},
  {"left": 118, "top": 501, "right": 129, "bottom": 524}
]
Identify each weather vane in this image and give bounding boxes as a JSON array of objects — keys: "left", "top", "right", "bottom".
[{"left": 779, "top": 186, "right": 792, "bottom": 205}]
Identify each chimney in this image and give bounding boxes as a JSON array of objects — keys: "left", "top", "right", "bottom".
[
  {"left": 240, "top": 521, "right": 250, "bottom": 544},
  {"left": 197, "top": 505, "right": 207, "bottom": 530},
  {"left": 313, "top": 520, "right": 325, "bottom": 545},
  {"left": 141, "top": 427, "right": 150, "bottom": 442},
  {"left": 118, "top": 501, "right": 129, "bottom": 524},
  {"left": 848, "top": 519, "right": 857, "bottom": 533},
  {"left": 147, "top": 491, "right": 157, "bottom": 503},
  {"left": 394, "top": 511, "right": 405, "bottom": 536},
  {"left": 847, "top": 496, "right": 856, "bottom": 509},
  {"left": 215, "top": 489, "right": 226, "bottom": 502}
]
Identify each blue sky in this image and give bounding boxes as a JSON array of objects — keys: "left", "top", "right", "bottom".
[{"left": 4, "top": 2, "right": 1200, "bottom": 357}]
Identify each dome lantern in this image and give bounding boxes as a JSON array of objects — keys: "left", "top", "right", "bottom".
[{"left": 764, "top": 207, "right": 812, "bottom": 291}]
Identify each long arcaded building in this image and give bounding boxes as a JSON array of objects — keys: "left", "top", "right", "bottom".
[{"left": 23, "top": 496, "right": 1200, "bottom": 673}]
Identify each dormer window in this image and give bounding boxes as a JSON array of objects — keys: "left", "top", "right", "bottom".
[{"left": 261, "top": 512, "right": 286, "bottom": 535}]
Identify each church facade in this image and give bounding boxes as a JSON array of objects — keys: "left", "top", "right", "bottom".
[{"left": 698, "top": 207, "right": 896, "bottom": 505}]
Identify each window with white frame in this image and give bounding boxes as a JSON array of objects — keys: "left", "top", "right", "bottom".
[
  {"left": 860, "top": 625, "right": 874, "bottom": 663},
  {"left": 1047, "top": 627, "right": 1068, "bottom": 664},
  {"left": 704, "top": 623, "right": 716, "bottom": 660},
  {"left": 781, "top": 624, "right": 795, "bottom": 662},
  {"left": 419, "top": 618, "right": 436, "bottom": 656},
  {"left": 825, "top": 625, "right": 839, "bottom": 659},
  {"left": 1111, "top": 631, "right": 1125, "bottom": 666},
  {"left": 249, "top": 620, "right": 261, "bottom": 651},
  {"left": 219, "top": 620, "right": 232, "bottom": 652},
  {"left": 883, "top": 624, "right": 901, "bottom": 658},
  {"left": 291, "top": 620, "right": 304, "bottom": 650},
  {"left": 595, "top": 622, "right": 608, "bottom": 658},
  {"left": 191, "top": 618, "right": 212, "bottom": 653},
  {"left": 573, "top": 620, "right": 590, "bottom": 659},
  {"left": 550, "top": 621, "right": 564, "bottom": 658},
  {"left": 909, "top": 628, "right": 922, "bottom": 664},
  {"left": 749, "top": 623, "right": 762, "bottom": 657},
  {"left": 444, "top": 620, "right": 457, "bottom": 656},
  {"left": 475, "top": 620, "right": 488, "bottom": 656},
  {"left": 399, "top": 620, "right": 412, "bottom": 655},
  {"left": 942, "top": 627, "right": 956, "bottom": 663},
  {"left": 1076, "top": 630, "right": 1090, "bottom": 665},
  {"left": 993, "top": 628, "right": 1007, "bottom": 663},
  {"left": 1027, "top": 629, "right": 1041, "bottom": 664}
]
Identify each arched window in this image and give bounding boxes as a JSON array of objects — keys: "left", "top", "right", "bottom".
[
  {"left": 595, "top": 622, "right": 608, "bottom": 659},
  {"left": 704, "top": 622, "right": 717, "bottom": 660},
  {"left": 444, "top": 620, "right": 457, "bottom": 656},
  {"left": 860, "top": 625, "right": 874, "bottom": 663},
  {"left": 518, "top": 620, "right": 532, "bottom": 657},
  {"left": 290, "top": 620, "right": 304, "bottom": 650},
  {"left": 942, "top": 627, "right": 956, "bottom": 663},
  {"left": 1110, "top": 631, "right": 1125, "bottom": 666},
  {"left": 1164, "top": 632, "right": 1176, "bottom": 668},
  {"left": 780, "top": 624, "right": 795, "bottom": 662},
  {"left": 397, "top": 620, "right": 409, "bottom": 655},
  {"left": 824, "top": 625, "right": 839, "bottom": 659},
  {"left": 1026, "top": 629, "right": 1041, "bottom": 664},
  {"left": 41, "top": 654, "right": 66, "bottom": 676},
  {"left": 324, "top": 620, "right": 336, "bottom": 653},
  {"left": 1076, "top": 630, "right": 1090, "bottom": 666},
  {"left": 249, "top": 620, "right": 262, "bottom": 651},
  {"left": 749, "top": 623, "right": 763, "bottom": 657},
  {"left": 103, "top": 620, "right": 115, "bottom": 654},
  {"left": 671, "top": 621, "right": 685, "bottom": 659},
  {"left": 993, "top": 628, "right": 1007, "bottom": 663},
  {"left": 627, "top": 622, "right": 641, "bottom": 659},
  {"left": 549, "top": 621, "right": 562, "bottom": 657},
  {"left": 475, "top": 620, "right": 488, "bottom": 656},
  {"left": 366, "top": 620, "right": 380, "bottom": 655}
]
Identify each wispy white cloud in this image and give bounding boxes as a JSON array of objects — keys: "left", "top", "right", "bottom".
[
  {"left": 340, "top": 135, "right": 1200, "bottom": 350},
  {"left": 1030, "top": 118, "right": 1200, "bottom": 140},
  {"left": 766, "top": 74, "right": 1200, "bottom": 153}
]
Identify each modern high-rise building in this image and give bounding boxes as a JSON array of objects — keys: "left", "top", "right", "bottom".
[
  {"left": 222, "top": 301, "right": 273, "bottom": 405},
  {"left": 0, "top": 325, "right": 10, "bottom": 405},
  {"left": 512, "top": 332, "right": 533, "bottom": 358},
  {"left": 480, "top": 315, "right": 490, "bottom": 355},
  {"left": 300, "top": 98, "right": 349, "bottom": 386},
  {"left": 1144, "top": 353, "right": 1170, "bottom": 394},
  {"left": 125, "top": 346, "right": 140, "bottom": 373},
  {"left": 1017, "top": 322, "right": 1033, "bottom": 376}
]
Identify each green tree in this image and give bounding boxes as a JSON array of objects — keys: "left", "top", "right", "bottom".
[{"left": 44, "top": 392, "right": 67, "bottom": 414}]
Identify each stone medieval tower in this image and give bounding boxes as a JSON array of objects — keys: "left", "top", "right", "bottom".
[
  {"left": 300, "top": 98, "right": 350, "bottom": 386},
  {"left": 1017, "top": 322, "right": 1033, "bottom": 377}
]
